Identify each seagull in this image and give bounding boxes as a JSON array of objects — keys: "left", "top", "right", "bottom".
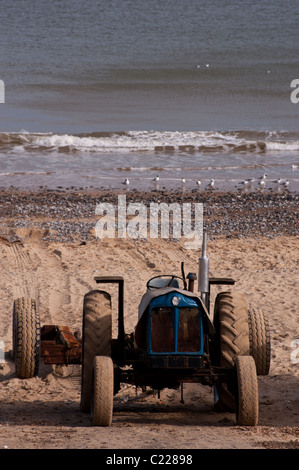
[
  {"left": 181, "top": 177, "right": 186, "bottom": 184},
  {"left": 280, "top": 179, "right": 289, "bottom": 188},
  {"left": 258, "top": 179, "right": 266, "bottom": 189},
  {"left": 122, "top": 178, "right": 129, "bottom": 185},
  {"left": 206, "top": 178, "right": 215, "bottom": 190},
  {"left": 241, "top": 177, "right": 255, "bottom": 188},
  {"left": 153, "top": 175, "right": 159, "bottom": 182},
  {"left": 292, "top": 164, "right": 298, "bottom": 170},
  {"left": 258, "top": 174, "right": 267, "bottom": 181},
  {"left": 238, "top": 179, "right": 250, "bottom": 187},
  {"left": 272, "top": 178, "right": 282, "bottom": 185},
  {"left": 196, "top": 180, "right": 201, "bottom": 187},
  {"left": 246, "top": 177, "right": 255, "bottom": 184}
]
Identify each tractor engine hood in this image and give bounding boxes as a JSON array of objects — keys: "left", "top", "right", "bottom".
[{"left": 135, "top": 287, "right": 215, "bottom": 349}]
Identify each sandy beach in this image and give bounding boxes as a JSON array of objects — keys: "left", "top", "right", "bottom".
[{"left": 0, "top": 188, "right": 298, "bottom": 450}]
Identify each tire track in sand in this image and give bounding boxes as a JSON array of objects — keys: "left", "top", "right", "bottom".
[
  {"left": 4, "top": 236, "right": 71, "bottom": 326},
  {"left": 28, "top": 243, "right": 72, "bottom": 326},
  {"left": 5, "top": 242, "right": 39, "bottom": 301}
]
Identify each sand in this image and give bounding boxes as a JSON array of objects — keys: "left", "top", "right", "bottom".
[{"left": 0, "top": 189, "right": 298, "bottom": 450}]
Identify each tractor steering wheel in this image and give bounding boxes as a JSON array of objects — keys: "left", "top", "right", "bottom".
[{"left": 146, "top": 275, "right": 187, "bottom": 290}]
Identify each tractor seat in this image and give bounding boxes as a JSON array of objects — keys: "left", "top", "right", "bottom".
[{"left": 147, "top": 277, "right": 180, "bottom": 290}]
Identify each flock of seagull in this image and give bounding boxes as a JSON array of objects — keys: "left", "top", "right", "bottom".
[
  {"left": 122, "top": 173, "right": 291, "bottom": 190},
  {"left": 238, "top": 174, "right": 290, "bottom": 190},
  {"left": 122, "top": 176, "right": 216, "bottom": 189}
]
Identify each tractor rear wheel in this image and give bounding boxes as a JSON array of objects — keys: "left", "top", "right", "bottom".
[
  {"left": 13, "top": 297, "right": 40, "bottom": 378},
  {"left": 213, "top": 291, "right": 250, "bottom": 412},
  {"left": 91, "top": 356, "right": 114, "bottom": 426},
  {"left": 235, "top": 355, "right": 259, "bottom": 426},
  {"left": 213, "top": 291, "right": 250, "bottom": 367},
  {"left": 80, "top": 290, "right": 112, "bottom": 412},
  {"left": 248, "top": 308, "right": 271, "bottom": 375}
]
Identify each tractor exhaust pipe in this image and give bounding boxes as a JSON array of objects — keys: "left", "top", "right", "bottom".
[{"left": 198, "top": 230, "right": 209, "bottom": 306}]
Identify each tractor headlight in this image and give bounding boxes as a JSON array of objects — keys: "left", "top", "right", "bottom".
[{"left": 172, "top": 296, "right": 180, "bottom": 306}]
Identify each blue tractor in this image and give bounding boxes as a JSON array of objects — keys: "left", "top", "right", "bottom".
[{"left": 80, "top": 232, "right": 271, "bottom": 427}]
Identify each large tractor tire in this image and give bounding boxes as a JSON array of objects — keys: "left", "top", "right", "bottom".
[
  {"left": 13, "top": 297, "right": 40, "bottom": 379},
  {"left": 235, "top": 355, "right": 259, "bottom": 426},
  {"left": 213, "top": 291, "right": 250, "bottom": 367},
  {"left": 80, "top": 290, "right": 112, "bottom": 413},
  {"left": 213, "top": 291, "right": 250, "bottom": 412},
  {"left": 91, "top": 356, "right": 114, "bottom": 426},
  {"left": 248, "top": 308, "right": 271, "bottom": 375}
]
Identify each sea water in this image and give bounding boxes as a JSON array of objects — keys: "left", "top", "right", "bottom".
[{"left": 0, "top": 0, "right": 298, "bottom": 191}]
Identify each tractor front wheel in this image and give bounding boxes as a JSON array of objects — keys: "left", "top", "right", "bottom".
[
  {"left": 235, "top": 355, "right": 259, "bottom": 426},
  {"left": 91, "top": 356, "right": 114, "bottom": 426}
]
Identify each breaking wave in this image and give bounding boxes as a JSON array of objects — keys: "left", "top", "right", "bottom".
[{"left": 1, "top": 130, "right": 299, "bottom": 155}]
